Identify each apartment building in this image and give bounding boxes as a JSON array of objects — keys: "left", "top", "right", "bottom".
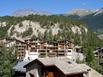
[{"left": 15, "top": 38, "right": 77, "bottom": 60}]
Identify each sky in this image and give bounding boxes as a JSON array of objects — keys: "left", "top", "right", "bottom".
[{"left": 0, "top": 0, "right": 103, "bottom": 16}]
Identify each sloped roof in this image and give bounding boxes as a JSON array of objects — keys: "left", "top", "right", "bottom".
[
  {"left": 24, "top": 57, "right": 90, "bottom": 75},
  {"left": 55, "top": 63, "right": 90, "bottom": 75},
  {"left": 24, "top": 57, "right": 76, "bottom": 67},
  {"left": 13, "top": 60, "right": 33, "bottom": 72}
]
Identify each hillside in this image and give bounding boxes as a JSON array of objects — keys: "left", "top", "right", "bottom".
[
  {"left": 0, "top": 15, "right": 86, "bottom": 42},
  {"left": 0, "top": 15, "right": 103, "bottom": 46}
]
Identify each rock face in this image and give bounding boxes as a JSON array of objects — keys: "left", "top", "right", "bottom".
[{"left": 5, "top": 20, "right": 87, "bottom": 39}]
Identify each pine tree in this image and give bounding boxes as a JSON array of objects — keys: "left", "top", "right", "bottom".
[{"left": 0, "top": 44, "right": 17, "bottom": 77}]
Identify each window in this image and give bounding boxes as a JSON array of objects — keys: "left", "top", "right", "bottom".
[{"left": 68, "top": 50, "right": 71, "bottom": 52}]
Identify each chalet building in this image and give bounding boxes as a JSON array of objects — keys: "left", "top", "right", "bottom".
[{"left": 24, "top": 57, "right": 91, "bottom": 77}]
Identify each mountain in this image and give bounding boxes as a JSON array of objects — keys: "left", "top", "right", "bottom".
[
  {"left": 12, "top": 9, "right": 51, "bottom": 17},
  {"left": 67, "top": 8, "right": 103, "bottom": 34},
  {"left": 66, "top": 9, "right": 94, "bottom": 17},
  {"left": 82, "top": 8, "right": 103, "bottom": 33},
  {"left": 94, "top": 8, "right": 103, "bottom": 16}
]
